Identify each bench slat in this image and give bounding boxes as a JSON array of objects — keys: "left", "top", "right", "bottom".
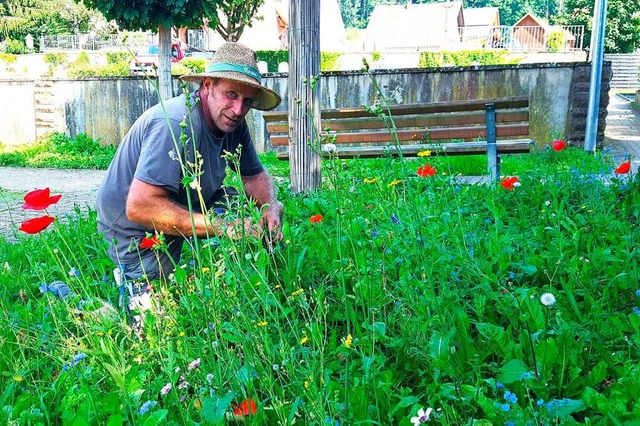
[
  {"left": 275, "top": 140, "right": 534, "bottom": 160},
  {"left": 269, "top": 123, "right": 530, "bottom": 146},
  {"left": 266, "top": 110, "right": 529, "bottom": 134},
  {"left": 261, "top": 97, "right": 530, "bottom": 122}
]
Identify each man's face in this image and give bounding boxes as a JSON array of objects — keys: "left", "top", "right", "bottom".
[{"left": 201, "top": 78, "right": 258, "bottom": 134}]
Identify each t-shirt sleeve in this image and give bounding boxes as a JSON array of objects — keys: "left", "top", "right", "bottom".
[
  {"left": 231, "top": 121, "right": 264, "bottom": 177},
  {"left": 134, "top": 117, "right": 185, "bottom": 194}
]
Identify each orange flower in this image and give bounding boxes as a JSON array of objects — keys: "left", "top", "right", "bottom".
[
  {"left": 614, "top": 160, "right": 631, "bottom": 174},
  {"left": 416, "top": 164, "right": 436, "bottom": 177},
  {"left": 309, "top": 214, "right": 323, "bottom": 224},
  {"left": 233, "top": 398, "right": 257, "bottom": 416},
  {"left": 19, "top": 215, "right": 55, "bottom": 234},
  {"left": 140, "top": 235, "right": 160, "bottom": 249},
  {"left": 552, "top": 139, "right": 567, "bottom": 152},
  {"left": 22, "top": 188, "right": 62, "bottom": 210},
  {"left": 499, "top": 176, "right": 520, "bottom": 190}
]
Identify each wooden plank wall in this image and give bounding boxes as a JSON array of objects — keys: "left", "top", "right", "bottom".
[{"left": 605, "top": 54, "right": 640, "bottom": 89}]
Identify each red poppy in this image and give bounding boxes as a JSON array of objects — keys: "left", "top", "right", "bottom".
[
  {"left": 22, "top": 188, "right": 62, "bottom": 210},
  {"left": 19, "top": 215, "right": 55, "bottom": 234},
  {"left": 309, "top": 214, "right": 323, "bottom": 224},
  {"left": 499, "top": 176, "right": 520, "bottom": 190},
  {"left": 614, "top": 160, "right": 631, "bottom": 174},
  {"left": 233, "top": 398, "right": 257, "bottom": 416},
  {"left": 416, "top": 164, "right": 436, "bottom": 177},
  {"left": 140, "top": 235, "right": 160, "bottom": 249},
  {"left": 552, "top": 139, "right": 567, "bottom": 152}
]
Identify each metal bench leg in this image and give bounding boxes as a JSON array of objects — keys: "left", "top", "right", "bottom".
[{"left": 485, "top": 103, "right": 499, "bottom": 182}]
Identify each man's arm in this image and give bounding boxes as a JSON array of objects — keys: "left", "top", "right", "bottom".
[
  {"left": 242, "top": 170, "right": 284, "bottom": 240},
  {"left": 126, "top": 178, "right": 219, "bottom": 238}
]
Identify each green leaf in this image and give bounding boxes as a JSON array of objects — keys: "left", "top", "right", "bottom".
[
  {"left": 498, "top": 359, "right": 529, "bottom": 384},
  {"left": 221, "top": 333, "right": 243, "bottom": 343},
  {"left": 203, "top": 393, "right": 235, "bottom": 424},
  {"left": 106, "top": 414, "right": 123, "bottom": 426},
  {"left": 546, "top": 398, "right": 585, "bottom": 418},
  {"left": 142, "top": 409, "right": 168, "bottom": 426},
  {"left": 390, "top": 395, "right": 420, "bottom": 416}
]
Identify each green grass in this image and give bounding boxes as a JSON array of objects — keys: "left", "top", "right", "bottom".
[
  {"left": 0, "top": 132, "right": 116, "bottom": 170},
  {"left": 1, "top": 147, "right": 639, "bottom": 424}
]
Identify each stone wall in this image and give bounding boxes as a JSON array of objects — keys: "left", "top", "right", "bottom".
[{"left": 0, "top": 62, "right": 612, "bottom": 150}]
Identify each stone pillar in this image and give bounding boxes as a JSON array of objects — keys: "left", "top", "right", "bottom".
[{"left": 566, "top": 61, "right": 613, "bottom": 148}]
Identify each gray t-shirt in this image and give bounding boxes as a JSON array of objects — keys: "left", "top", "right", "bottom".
[{"left": 96, "top": 92, "right": 264, "bottom": 267}]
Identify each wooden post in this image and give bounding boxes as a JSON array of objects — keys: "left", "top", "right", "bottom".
[
  {"left": 158, "top": 25, "right": 173, "bottom": 101},
  {"left": 288, "top": 0, "right": 322, "bottom": 193}
]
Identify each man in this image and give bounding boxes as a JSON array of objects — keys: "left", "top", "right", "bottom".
[{"left": 96, "top": 42, "right": 283, "bottom": 304}]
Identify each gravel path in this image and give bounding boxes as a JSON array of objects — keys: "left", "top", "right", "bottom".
[{"left": 0, "top": 167, "right": 106, "bottom": 239}]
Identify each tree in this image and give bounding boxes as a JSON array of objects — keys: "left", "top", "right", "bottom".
[
  {"left": 79, "top": 0, "right": 220, "bottom": 99},
  {"left": 215, "top": 0, "right": 265, "bottom": 42},
  {"left": 555, "top": 0, "right": 640, "bottom": 53}
]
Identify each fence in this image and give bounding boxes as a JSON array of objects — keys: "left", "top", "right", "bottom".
[
  {"left": 383, "top": 25, "right": 584, "bottom": 53},
  {"left": 604, "top": 53, "right": 640, "bottom": 89},
  {"left": 40, "top": 32, "right": 154, "bottom": 52}
]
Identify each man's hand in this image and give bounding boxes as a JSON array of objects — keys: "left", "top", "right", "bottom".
[
  {"left": 223, "top": 217, "right": 264, "bottom": 241},
  {"left": 260, "top": 200, "right": 284, "bottom": 247}
]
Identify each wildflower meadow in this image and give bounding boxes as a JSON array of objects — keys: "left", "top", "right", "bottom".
[{"left": 1, "top": 138, "right": 639, "bottom": 424}]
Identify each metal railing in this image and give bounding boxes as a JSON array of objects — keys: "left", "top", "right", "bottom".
[
  {"left": 377, "top": 25, "right": 584, "bottom": 53},
  {"left": 39, "top": 32, "right": 154, "bottom": 52}
]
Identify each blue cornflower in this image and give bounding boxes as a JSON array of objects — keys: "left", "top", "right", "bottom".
[
  {"left": 499, "top": 403, "right": 511, "bottom": 412},
  {"left": 390, "top": 214, "right": 400, "bottom": 224},
  {"left": 508, "top": 271, "right": 515, "bottom": 279},
  {"left": 520, "top": 372, "right": 533, "bottom": 381},
  {"left": 371, "top": 230, "right": 380, "bottom": 238},
  {"left": 214, "top": 208, "right": 226, "bottom": 215},
  {"left": 633, "top": 307, "right": 640, "bottom": 316},
  {"left": 505, "top": 422, "right": 515, "bottom": 426},
  {"left": 69, "top": 352, "right": 87, "bottom": 368},
  {"left": 635, "top": 290, "right": 640, "bottom": 297},
  {"left": 504, "top": 391, "right": 518, "bottom": 404},
  {"left": 496, "top": 381, "right": 504, "bottom": 389},
  {"left": 537, "top": 399, "right": 545, "bottom": 406},
  {"left": 139, "top": 400, "right": 157, "bottom": 415},
  {"left": 68, "top": 267, "right": 81, "bottom": 277}
]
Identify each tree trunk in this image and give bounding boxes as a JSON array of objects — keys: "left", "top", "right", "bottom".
[
  {"left": 158, "top": 25, "right": 173, "bottom": 101},
  {"left": 288, "top": 0, "right": 321, "bottom": 193}
]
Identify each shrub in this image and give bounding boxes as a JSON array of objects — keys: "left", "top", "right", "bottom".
[
  {"left": 256, "top": 50, "right": 289, "bottom": 72},
  {"left": 0, "top": 53, "right": 17, "bottom": 64},
  {"left": 547, "top": 29, "right": 566, "bottom": 53},
  {"left": 321, "top": 52, "right": 341, "bottom": 71},
  {"left": 178, "top": 57, "right": 206, "bottom": 74},
  {"left": 106, "top": 51, "right": 130, "bottom": 64},
  {"left": 418, "top": 50, "right": 517, "bottom": 67},
  {"left": 67, "top": 61, "right": 130, "bottom": 78},
  {"left": 3, "top": 38, "right": 26, "bottom": 54},
  {"left": 74, "top": 51, "right": 90, "bottom": 66},
  {"left": 44, "top": 52, "right": 68, "bottom": 67}
]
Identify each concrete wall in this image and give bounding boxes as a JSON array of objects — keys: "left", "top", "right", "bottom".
[{"left": 0, "top": 62, "right": 611, "bottom": 150}]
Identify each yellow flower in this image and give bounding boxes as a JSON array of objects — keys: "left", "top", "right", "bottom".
[
  {"left": 13, "top": 376, "right": 23, "bottom": 382},
  {"left": 344, "top": 334, "right": 353, "bottom": 348},
  {"left": 300, "top": 336, "right": 309, "bottom": 345},
  {"left": 194, "top": 399, "right": 202, "bottom": 410},
  {"left": 201, "top": 267, "right": 210, "bottom": 273},
  {"left": 96, "top": 331, "right": 105, "bottom": 337},
  {"left": 257, "top": 321, "right": 268, "bottom": 327},
  {"left": 387, "top": 179, "right": 403, "bottom": 187},
  {"left": 417, "top": 150, "right": 432, "bottom": 157},
  {"left": 304, "top": 380, "right": 309, "bottom": 389},
  {"left": 291, "top": 288, "right": 304, "bottom": 297},
  {"left": 363, "top": 177, "right": 378, "bottom": 184}
]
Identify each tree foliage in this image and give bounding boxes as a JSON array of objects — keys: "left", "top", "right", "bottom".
[
  {"left": 78, "top": 0, "right": 219, "bottom": 31},
  {"left": 215, "top": 0, "right": 265, "bottom": 42},
  {"left": 555, "top": 0, "right": 640, "bottom": 53}
]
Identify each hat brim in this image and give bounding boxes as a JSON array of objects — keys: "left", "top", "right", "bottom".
[{"left": 180, "top": 71, "right": 281, "bottom": 111}]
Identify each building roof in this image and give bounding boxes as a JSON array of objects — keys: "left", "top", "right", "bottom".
[
  {"left": 463, "top": 7, "right": 500, "bottom": 27},
  {"left": 207, "top": 0, "right": 346, "bottom": 51},
  {"left": 513, "top": 13, "right": 549, "bottom": 28},
  {"left": 364, "top": 2, "right": 464, "bottom": 51}
]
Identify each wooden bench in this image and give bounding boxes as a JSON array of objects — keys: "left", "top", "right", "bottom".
[{"left": 262, "top": 97, "right": 534, "bottom": 181}]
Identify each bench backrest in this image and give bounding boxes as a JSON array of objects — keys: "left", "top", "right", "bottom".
[{"left": 262, "top": 97, "right": 530, "bottom": 148}]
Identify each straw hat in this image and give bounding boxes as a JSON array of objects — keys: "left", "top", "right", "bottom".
[{"left": 180, "top": 42, "right": 281, "bottom": 111}]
